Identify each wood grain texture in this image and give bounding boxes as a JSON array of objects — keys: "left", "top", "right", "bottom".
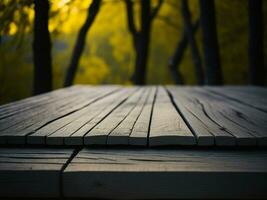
[
  {"left": 107, "top": 88, "right": 152, "bottom": 145},
  {"left": 168, "top": 87, "right": 262, "bottom": 146},
  {"left": 0, "top": 85, "right": 81, "bottom": 119},
  {"left": 195, "top": 88, "right": 267, "bottom": 146},
  {"left": 0, "top": 86, "right": 86, "bottom": 132},
  {"left": 46, "top": 88, "right": 134, "bottom": 145},
  {"left": 65, "top": 87, "right": 137, "bottom": 145},
  {"left": 0, "top": 148, "right": 74, "bottom": 198},
  {"left": 207, "top": 86, "right": 267, "bottom": 113},
  {"left": 0, "top": 87, "right": 97, "bottom": 144},
  {"left": 168, "top": 86, "right": 231, "bottom": 146},
  {"left": 63, "top": 148, "right": 267, "bottom": 199},
  {"left": 0, "top": 85, "right": 266, "bottom": 147},
  {"left": 0, "top": 86, "right": 119, "bottom": 144},
  {"left": 129, "top": 87, "right": 156, "bottom": 146},
  {"left": 84, "top": 88, "right": 144, "bottom": 145},
  {"left": 149, "top": 87, "right": 195, "bottom": 146}
]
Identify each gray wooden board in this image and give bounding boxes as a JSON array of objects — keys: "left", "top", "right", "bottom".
[
  {"left": 1, "top": 85, "right": 267, "bottom": 147},
  {"left": 0, "top": 85, "right": 85, "bottom": 110},
  {"left": 194, "top": 88, "right": 267, "bottom": 146},
  {"left": 207, "top": 86, "right": 267, "bottom": 113},
  {"left": 149, "top": 87, "right": 195, "bottom": 146},
  {"left": 168, "top": 86, "right": 231, "bottom": 146},
  {"left": 0, "top": 148, "right": 74, "bottom": 198},
  {"left": 84, "top": 88, "right": 145, "bottom": 145},
  {"left": 64, "top": 87, "right": 137, "bottom": 145},
  {"left": 0, "top": 86, "right": 102, "bottom": 134},
  {"left": 0, "top": 86, "right": 119, "bottom": 144},
  {"left": 0, "top": 88, "right": 101, "bottom": 144},
  {"left": 0, "top": 86, "right": 83, "bottom": 120},
  {"left": 0, "top": 86, "right": 75, "bottom": 112},
  {"left": 0, "top": 86, "right": 88, "bottom": 131},
  {"left": 27, "top": 87, "right": 124, "bottom": 145},
  {"left": 129, "top": 87, "right": 156, "bottom": 146},
  {"left": 45, "top": 88, "right": 136, "bottom": 145},
  {"left": 107, "top": 88, "right": 151, "bottom": 145},
  {"left": 168, "top": 87, "right": 261, "bottom": 146},
  {"left": 63, "top": 148, "right": 267, "bottom": 199}
]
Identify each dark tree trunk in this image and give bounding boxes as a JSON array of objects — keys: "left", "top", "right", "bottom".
[
  {"left": 33, "top": 0, "right": 52, "bottom": 95},
  {"left": 134, "top": 0, "right": 151, "bottom": 85},
  {"left": 199, "top": 0, "right": 223, "bottom": 85},
  {"left": 169, "top": 20, "right": 199, "bottom": 85},
  {"left": 125, "top": 0, "right": 163, "bottom": 85},
  {"left": 64, "top": 0, "right": 101, "bottom": 87},
  {"left": 248, "top": 0, "right": 264, "bottom": 85},
  {"left": 181, "top": 0, "right": 204, "bottom": 85}
]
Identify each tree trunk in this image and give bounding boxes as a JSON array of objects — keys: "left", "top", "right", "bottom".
[
  {"left": 134, "top": 0, "right": 151, "bottom": 85},
  {"left": 125, "top": 0, "right": 162, "bottom": 85},
  {"left": 248, "top": 0, "right": 264, "bottom": 85},
  {"left": 199, "top": 0, "right": 222, "bottom": 85},
  {"left": 182, "top": 0, "right": 204, "bottom": 85},
  {"left": 169, "top": 20, "right": 199, "bottom": 85},
  {"left": 33, "top": 0, "right": 52, "bottom": 95},
  {"left": 64, "top": 0, "right": 101, "bottom": 87}
]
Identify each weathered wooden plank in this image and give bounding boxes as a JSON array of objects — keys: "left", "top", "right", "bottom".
[
  {"left": 1, "top": 85, "right": 266, "bottom": 147},
  {"left": 0, "top": 85, "right": 86, "bottom": 120},
  {"left": 107, "top": 88, "right": 151, "bottom": 145},
  {"left": 168, "top": 87, "right": 220, "bottom": 146},
  {"left": 129, "top": 87, "right": 156, "bottom": 146},
  {"left": 0, "top": 86, "right": 88, "bottom": 132},
  {"left": 84, "top": 88, "right": 144, "bottom": 145},
  {"left": 64, "top": 87, "right": 137, "bottom": 145},
  {"left": 207, "top": 86, "right": 267, "bottom": 113},
  {"left": 168, "top": 87, "right": 259, "bottom": 146},
  {"left": 0, "top": 90, "right": 94, "bottom": 144},
  {"left": 26, "top": 87, "right": 120, "bottom": 145},
  {"left": 194, "top": 88, "right": 266, "bottom": 146},
  {"left": 0, "top": 148, "right": 74, "bottom": 198},
  {"left": 149, "top": 87, "right": 195, "bottom": 146},
  {"left": 63, "top": 148, "right": 267, "bottom": 199},
  {"left": 0, "top": 86, "right": 119, "bottom": 144},
  {"left": 45, "top": 88, "right": 135, "bottom": 145}
]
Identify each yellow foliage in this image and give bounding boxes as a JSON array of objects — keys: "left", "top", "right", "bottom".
[
  {"left": 75, "top": 56, "right": 110, "bottom": 84},
  {"left": 1, "top": 0, "right": 267, "bottom": 104},
  {"left": 8, "top": 22, "right": 17, "bottom": 35}
]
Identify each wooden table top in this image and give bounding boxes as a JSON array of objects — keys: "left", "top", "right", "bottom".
[
  {"left": 0, "top": 85, "right": 267, "bottom": 199},
  {"left": 1, "top": 85, "right": 267, "bottom": 146}
]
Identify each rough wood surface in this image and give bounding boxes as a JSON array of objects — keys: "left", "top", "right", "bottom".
[
  {"left": 0, "top": 86, "right": 119, "bottom": 144},
  {"left": 0, "top": 85, "right": 266, "bottom": 147},
  {"left": 207, "top": 86, "right": 267, "bottom": 113},
  {"left": 149, "top": 87, "right": 195, "bottom": 146},
  {"left": 1, "top": 85, "right": 267, "bottom": 199},
  {"left": 107, "top": 88, "right": 151, "bottom": 145},
  {"left": 63, "top": 148, "right": 267, "bottom": 199},
  {"left": 0, "top": 147, "right": 74, "bottom": 198},
  {"left": 46, "top": 88, "right": 135, "bottom": 145},
  {"left": 129, "top": 87, "right": 156, "bottom": 146},
  {"left": 84, "top": 88, "right": 144, "bottom": 145},
  {"left": 167, "top": 86, "right": 267, "bottom": 146},
  {"left": 64, "top": 88, "right": 136, "bottom": 145}
]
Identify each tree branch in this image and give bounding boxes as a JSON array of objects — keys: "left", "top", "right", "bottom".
[
  {"left": 182, "top": 0, "right": 204, "bottom": 85},
  {"left": 150, "top": 0, "right": 163, "bottom": 20},
  {"left": 64, "top": 0, "right": 102, "bottom": 87},
  {"left": 124, "top": 0, "right": 137, "bottom": 35},
  {"left": 168, "top": 19, "right": 199, "bottom": 85}
]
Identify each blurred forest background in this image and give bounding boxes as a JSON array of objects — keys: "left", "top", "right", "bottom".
[{"left": 0, "top": 0, "right": 266, "bottom": 104}]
